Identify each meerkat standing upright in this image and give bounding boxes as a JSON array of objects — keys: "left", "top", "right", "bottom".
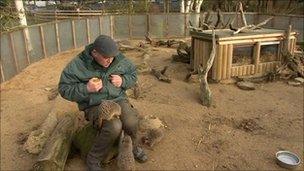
[{"left": 117, "top": 131, "right": 135, "bottom": 171}]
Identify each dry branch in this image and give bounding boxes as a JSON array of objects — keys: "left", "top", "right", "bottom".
[
  {"left": 198, "top": 29, "right": 216, "bottom": 107},
  {"left": 151, "top": 66, "right": 171, "bottom": 83}
]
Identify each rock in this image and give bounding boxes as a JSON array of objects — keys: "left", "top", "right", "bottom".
[
  {"left": 139, "top": 116, "right": 164, "bottom": 131},
  {"left": 294, "top": 77, "right": 304, "bottom": 84},
  {"left": 288, "top": 81, "right": 301, "bottom": 86},
  {"left": 236, "top": 81, "right": 255, "bottom": 90}
]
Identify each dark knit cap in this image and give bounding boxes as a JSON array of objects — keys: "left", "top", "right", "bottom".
[{"left": 93, "top": 35, "right": 119, "bottom": 57}]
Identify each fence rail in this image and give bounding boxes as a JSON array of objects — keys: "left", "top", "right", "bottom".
[{"left": 1, "top": 13, "right": 303, "bottom": 83}]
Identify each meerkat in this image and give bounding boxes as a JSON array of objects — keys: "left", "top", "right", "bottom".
[
  {"left": 141, "top": 128, "right": 164, "bottom": 149},
  {"left": 97, "top": 100, "right": 121, "bottom": 128},
  {"left": 117, "top": 131, "right": 135, "bottom": 171}
]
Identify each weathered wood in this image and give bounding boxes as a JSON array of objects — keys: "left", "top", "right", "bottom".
[
  {"left": 86, "top": 18, "right": 90, "bottom": 43},
  {"left": 24, "top": 95, "right": 78, "bottom": 154},
  {"left": 22, "top": 28, "right": 31, "bottom": 65},
  {"left": 9, "top": 33, "right": 19, "bottom": 72},
  {"left": 0, "top": 61, "right": 5, "bottom": 82},
  {"left": 198, "top": 29, "right": 216, "bottom": 107},
  {"left": 39, "top": 26, "right": 47, "bottom": 58},
  {"left": 33, "top": 115, "right": 77, "bottom": 171},
  {"left": 238, "top": 2, "right": 247, "bottom": 26},
  {"left": 71, "top": 20, "right": 76, "bottom": 48},
  {"left": 55, "top": 23, "right": 61, "bottom": 52},
  {"left": 151, "top": 67, "right": 171, "bottom": 83}
]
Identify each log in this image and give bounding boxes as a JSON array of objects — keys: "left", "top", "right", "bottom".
[
  {"left": 151, "top": 67, "right": 171, "bottom": 83},
  {"left": 33, "top": 115, "right": 77, "bottom": 171},
  {"left": 23, "top": 95, "right": 78, "bottom": 154},
  {"left": 198, "top": 29, "right": 216, "bottom": 107}
]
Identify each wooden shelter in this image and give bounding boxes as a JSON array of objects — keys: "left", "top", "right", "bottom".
[{"left": 191, "top": 28, "right": 297, "bottom": 81}]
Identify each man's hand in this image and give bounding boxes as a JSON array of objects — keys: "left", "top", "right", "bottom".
[
  {"left": 110, "top": 75, "right": 122, "bottom": 87},
  {"left": 87, "top": 77, "right": 103, "bottom": 92}
]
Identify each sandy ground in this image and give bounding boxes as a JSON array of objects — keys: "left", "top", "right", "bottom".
[{"left": 1, "top": 43, "right": 303, "bottom": 170}]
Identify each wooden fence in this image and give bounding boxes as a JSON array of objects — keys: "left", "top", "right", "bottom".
[{"left": 0, "top": 13, "right": 303, "bottom": 83}]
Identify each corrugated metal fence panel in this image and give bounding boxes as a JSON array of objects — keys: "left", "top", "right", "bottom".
[
  {"left": 168, "top": 14, "right": 184, "bottom": 37},
  {"left": 101, "top": 16, "right": 111, "bottom": 36},
  {"left": 1, "top": 34, "right": 17, "bottom": 81},
  {"left": 114, "top": 15, "right": 129, "bottom": 39},
  {"left": 150, "top": 14, "right": 165, "bottom": 38},
  {"left": 273, "top": 16, "right": 291, "bottom": 30},
  {"left": 43, "top": 23, "right": 57, "bottom": 57},
  {"left": 28, "top": 26, "right": 43, "bottom": 63},
  {"left": 58, "top": 20, "right": 73, "bottom": 51},
  {"left": 131, "top": 15, "right": 147, "bottom": 38},
  {"left": 89, "top": 18, "right": 101, "bottom": 43},
  {"left": 75, "top": 19, "right": 87, "bottom": 48},
  {"left": 12, "top": 30, "right": 27, "bottom": 71}
]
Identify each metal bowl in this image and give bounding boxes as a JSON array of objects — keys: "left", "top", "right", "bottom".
[{"left": 276, "top": 151, "right": 301, "bottom": 169}]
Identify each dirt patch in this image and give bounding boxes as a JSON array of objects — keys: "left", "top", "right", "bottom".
[
  {"left": 236, "top": 118, "right": 263, "bottom": 133},
  {"left": 1, "top": 44, "right": 303, "bottom": 170}
]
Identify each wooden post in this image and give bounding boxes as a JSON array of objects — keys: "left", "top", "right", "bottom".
[
  {"left": 227, "top": 44, "right": 233, "bottom": 79},
  {"left": 165, "top": 13, "right": 169, "bottom": 38},
  {"left": 110, "top": 16, "right": 114, "bottom": 38},
  {"left": 8, "top": 33, "right": 19, "bottom": 72},
  {"left": 128, "top": 15, "right": 132, "bottom": 39},
  {"left": 146, "top": 14, "right": 150, "bottom": 37},
  {"left": 39, "top": 26, "right": 47, "bottom": 58},
  {"left": 22, "top": 28, "right": 31, "bottom": 65},
  {"left": 0, "top": 61, "right": 5, "bottom": 82},
  {"left": 55, "top": 22, "right": 61, "bottom": 52},
  {"left": 254, "top": 42, "right": 261, "bottom": 73},
  {"left": 184, "top": 13, "right": 187, "bottom": 37},
  {"left": 86, "top": 18, "right": 90, "bottom": 43},
  {"left": 71, "top": 20, "right": 76, "bottom": 48},
  {"left": 99, "top": 16, "right": 103, "bottom": 35}
]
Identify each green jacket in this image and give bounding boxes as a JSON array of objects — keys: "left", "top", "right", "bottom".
[{"left": 58, "top": 44, "right": 137, "bottom": 110}]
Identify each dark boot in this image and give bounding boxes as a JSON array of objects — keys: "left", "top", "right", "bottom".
[{"left": 86, "top": 118, "right": 122, "bottom": 171}]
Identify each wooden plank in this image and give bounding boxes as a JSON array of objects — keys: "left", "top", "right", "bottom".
[
  {"left": 55, "top": 22, "right": 61, "bottom": 52},
  {"left": 219, "top": 33, "right": 284, "bottom": 41},
  {"left": 39, "top": 26, "right": 47, "bottom": 58},
  {"left": 216, "top": 45, "right": 223, "bottom": 80},
  {"left": 86, "top": 18, "right": 90, "bottom": 43},
  {"left": 99, "top": 16, "right": 103, "bottom": 35},
  {"left": 8, "top": 33, "right": 19, "bottom": 72},
  {"left": 71, "top": 20, "right": 76, "bottom": 48},
  {"left": 251, "top": 65, "right": 255, "bottom": 74},
  {"left": 219, "top": 37, "right": 284, "bottom": 45},
  {"left": 227, "top": 44, "right": 233, "bottom": 79},
  {"left": 22, "top": 28, "right": 30, "bottom": 65},
  {"left": 0, "top": 61, "right": 5, "bottom": 82},
  {"left": 190, "top": 37, "right": 194, "bottom": 70},
  {"left": 222, "top": 45, "right": 228, "bottom": 79}
]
